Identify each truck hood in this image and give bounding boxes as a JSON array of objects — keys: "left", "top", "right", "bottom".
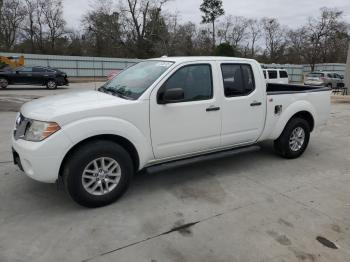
[{"left": 21, "top": 90, "right": 133, "bottom": 124}]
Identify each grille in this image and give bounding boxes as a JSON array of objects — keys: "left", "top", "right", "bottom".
[{"left": 14, "top": 114, "right": 30, "bottom": 140}]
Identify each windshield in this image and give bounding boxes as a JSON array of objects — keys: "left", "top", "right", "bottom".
[
  {"left": 308, "top": 72, "right": 324, "bottom": 78},
  {"left": 99, "top": 60, "right": 173, "bottom": 99}
]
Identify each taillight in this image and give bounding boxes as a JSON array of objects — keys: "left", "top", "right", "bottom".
[{"left": 320, "top": 77, "right": 325, "bottom": 81}]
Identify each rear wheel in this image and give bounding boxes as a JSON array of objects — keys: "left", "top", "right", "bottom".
[
  {"left": 46, "top": 80, "right": 57, "bottom": 89},
  {"left": 63, "top": 140, "right": 134, "bottom": 207},
  {"left": 0, "top": 78, "right": 8, "bottom": 88},
  {"left": 274, "top": 117, "right": 310, "bottom": 159}
]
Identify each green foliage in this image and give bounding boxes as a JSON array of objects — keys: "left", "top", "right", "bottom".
[
  {"left": 214, "top": 43, "right": 236, "bottom": 57},
  {"left": 200, "top": 0, "right": 225, "bottom": 24}
]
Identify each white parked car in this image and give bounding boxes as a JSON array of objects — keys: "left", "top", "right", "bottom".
[
  {"left": 263, "top": 68, "right": 289, "bottom": 84},
  {"left": 12, "top": 57, "right": 331, "bottom": 207}
]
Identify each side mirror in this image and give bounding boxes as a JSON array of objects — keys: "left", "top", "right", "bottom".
[{"left": 159, "top": 88, "right": 184, "bottom": 104}]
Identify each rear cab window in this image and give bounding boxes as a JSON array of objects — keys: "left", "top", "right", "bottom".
[{"left": 221, "top": 64, "right": 255, "bottom": 97}]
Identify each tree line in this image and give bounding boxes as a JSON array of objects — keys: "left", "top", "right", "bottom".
[{"left": 0, "top": 0, "right": 349, "bottom": 70}]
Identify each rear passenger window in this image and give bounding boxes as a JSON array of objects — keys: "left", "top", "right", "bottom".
[
  {"left": 279, "top": 71, "right": 288, "bottom": 78},
  {"left": 33, "top": 67, "right": 45, "bottom": 72},
  {"left": 221, "top": 64, "right": 255, "bottom": 97},
  {"left": 161, "top": 64, "right": 213, "bottom": 102},
  {"left": 268, "top": 70, "right": 277, "bottom": 79}
]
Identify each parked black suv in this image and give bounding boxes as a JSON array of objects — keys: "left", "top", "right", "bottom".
[{"left": 0, "top": 66, "right": 69, "bottom": 89}]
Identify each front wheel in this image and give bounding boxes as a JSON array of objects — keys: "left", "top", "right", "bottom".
[
  {"left": 274, "top": 117, "right": 310, "bottom": 159},
  {"left": 63, "top": 140, "right": 134, "bottom": 207},
  {"left": 0, "top": 78, "right": 8, "bottom": 88},
  {"left": 46, "top": 80, "right": 57, "bottom": 89}
]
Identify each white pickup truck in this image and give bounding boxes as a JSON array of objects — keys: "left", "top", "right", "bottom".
[{"left": 12, "top": 57, "right": 331, "bottom": 207}]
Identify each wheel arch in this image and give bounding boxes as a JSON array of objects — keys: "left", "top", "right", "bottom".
[
  {"left": 271, "top": 100, "right": 316, "bottom": 140},
  {"left": 291, "top": 111, "right": 314, "bottom": 132},
  {"left": 59, "top": 134, "right": 140, "bottom": 178}
]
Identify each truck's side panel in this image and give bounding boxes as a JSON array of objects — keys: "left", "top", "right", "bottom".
[
  {"left": 259, "top": 90, "right": 331, "bottom": 141},
  {"left": 219, "top": 61, "right": 267, "bottom": 146}
]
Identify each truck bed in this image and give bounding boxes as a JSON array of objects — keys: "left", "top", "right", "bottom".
[{"left": 267, "top": 83, "right": 331, "bottom": 95}]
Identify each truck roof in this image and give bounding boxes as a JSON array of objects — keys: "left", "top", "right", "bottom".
[{"left": 148, "top": 56, "right": 256, "bottom": 63}]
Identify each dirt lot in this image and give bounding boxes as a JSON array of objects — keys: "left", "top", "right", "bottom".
[{"left": 0, "top": 85, "right": 350, "bottom": 262}]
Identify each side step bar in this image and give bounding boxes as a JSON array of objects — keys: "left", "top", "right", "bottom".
[{"left": 146, "top": 145, "right": 260, "bottom": 173}]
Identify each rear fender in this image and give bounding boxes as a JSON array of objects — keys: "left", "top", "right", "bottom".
[{"left": 271, "top": 100, "right": 316, "bottom": 140}]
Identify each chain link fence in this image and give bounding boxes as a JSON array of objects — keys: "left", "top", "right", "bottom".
[{"left": 1, "top": 52, "right": 346, "bottom": 83}]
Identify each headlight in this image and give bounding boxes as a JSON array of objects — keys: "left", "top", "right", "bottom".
[{"left": 24, "top": 120, "right": 60, "bottom": 141}]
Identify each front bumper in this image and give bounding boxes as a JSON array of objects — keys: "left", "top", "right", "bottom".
[
  {"left": 12, "top": 130, "right": 72, "bottom": 183},
  {"left": 57, "top": 77, "right": 69, "bottom": 86}
]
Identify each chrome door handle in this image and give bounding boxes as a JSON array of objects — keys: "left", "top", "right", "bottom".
[
  {"left": 206, "top": 106, "right": 220, "bottom": 112},
  {"left": 250, "top": 101, "right": 262, "bottom": 107}
]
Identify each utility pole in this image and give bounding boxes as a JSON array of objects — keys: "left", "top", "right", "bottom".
[{"left": 345, "top": 43, "right": 350, "bottom": 95}]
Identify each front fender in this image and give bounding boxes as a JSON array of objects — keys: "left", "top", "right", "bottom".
[
  {"left": 61, "top": 116, "right": 154, "bottom": 169},
  {"left": 271, "top": 100, "right": 316, "bottom": 139}
]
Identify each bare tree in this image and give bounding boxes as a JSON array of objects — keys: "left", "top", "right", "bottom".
[
  {"left": 117, "top": 0, "right": 168, "bottom": 57},
  {"left": 286, "top": 27, "right": 308, "bottom": 63},
  {"left": 22, "top": 0, "right": 38, "bottom": 52},
  {"left": 229, "top": 16, "right": 249, "bottom": 48},
  {"left": 246, "top": 19, "right": 261, "bottom": 57},
  {"left": 0, "top": 0, "right": 27, "bottom": 50},
  {"left": 261, "top": 17, "right": 286, "bottom": 62},
  {"left": 303, "top": 8, "right": 348, "bottom": 70},
  {"left": 82, "top": 0, "right": 125, "bottom": 56},
  {"left": 39, "top": 0, "right": 66, "bottom": 51}
]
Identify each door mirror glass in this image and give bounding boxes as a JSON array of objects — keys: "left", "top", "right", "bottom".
[{"left": 161, "top": 88, "right": 184, "bottom": 104}]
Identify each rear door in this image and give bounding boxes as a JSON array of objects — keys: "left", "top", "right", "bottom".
[
  {"left": 15, "top": 67, "right": 33, "bottom": 84},
  {"left": 220, "top": 63, "right": 266, "bottom": 146},
  {"left": 150, "top": 62, "right": 221, "bottom": 159}
]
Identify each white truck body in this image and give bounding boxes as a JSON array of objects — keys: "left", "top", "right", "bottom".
[{"left": 12, "top": 57, "right": 331, "bottom": 204}]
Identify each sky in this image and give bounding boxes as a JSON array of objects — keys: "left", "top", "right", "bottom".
[{"left": 63, "top": 0, "right": 350, "bottom": 30}]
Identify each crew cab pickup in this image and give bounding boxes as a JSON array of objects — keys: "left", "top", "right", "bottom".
[{"left": 12, "top": 57, "right": 331, "bottom": 207}]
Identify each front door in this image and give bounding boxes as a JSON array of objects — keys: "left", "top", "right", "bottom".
[
  {"left": 15, "top": 67, "right": 33, "bottom": 84},
  {"left": 150, "top": 62, "right": 221, "bottom": 159}
]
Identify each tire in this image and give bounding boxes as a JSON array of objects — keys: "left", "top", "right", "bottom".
[
  {"left": 274, "top": 117, "right": 310, "bottom": 159},
  {"left": 327, "top": 83, "right": 332, "bottom": 88},
  {"left": 63, "top": 140, "right": 134, "bottom": 207},
  {"left": 46, "top": 80, "right": 57, "bottom": 89},
  {"left": 0, "top": 78, "right": 8, "bottom": 88}
]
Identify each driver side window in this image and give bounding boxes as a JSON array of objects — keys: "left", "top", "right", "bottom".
[{"left": 161, "top": 64, "right": 213, "bottom": 102}]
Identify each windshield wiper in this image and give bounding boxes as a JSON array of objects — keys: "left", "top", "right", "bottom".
[{"left": 98, "top": 86, "right": 133, "bottom": 100}]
